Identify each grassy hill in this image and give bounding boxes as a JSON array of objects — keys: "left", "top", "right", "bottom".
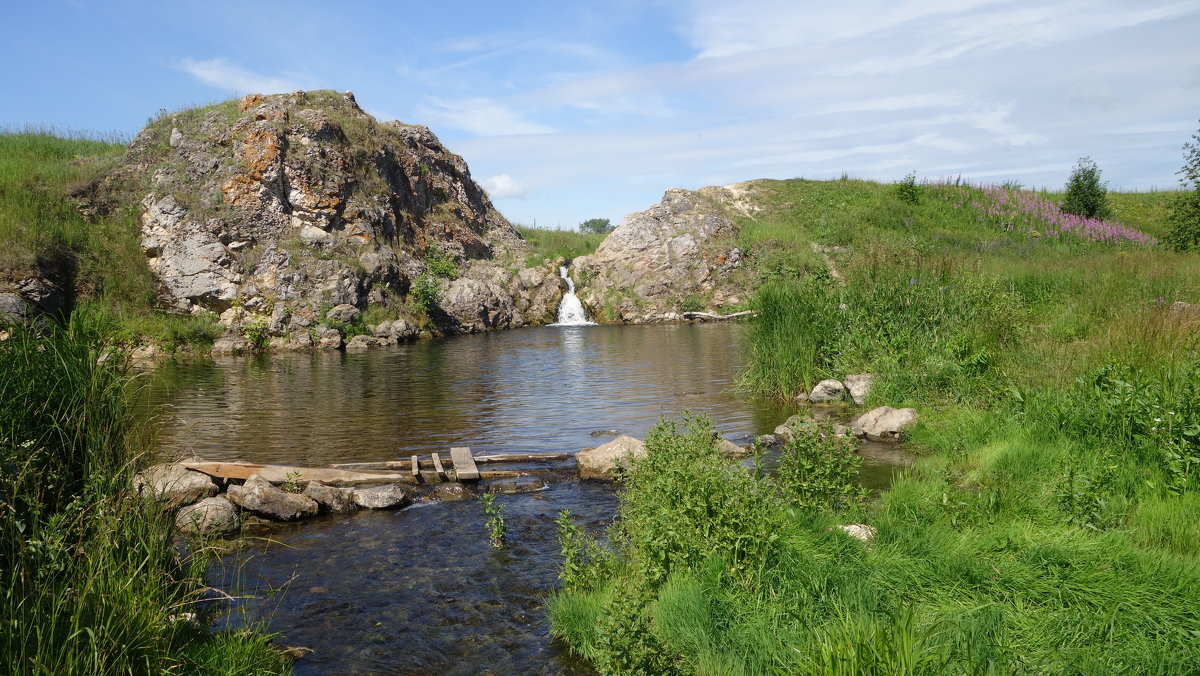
[{"left": 549, "top": 177, "right": 1200, "bottom": 674}]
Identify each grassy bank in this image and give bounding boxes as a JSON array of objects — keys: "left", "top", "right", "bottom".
[
  {"left": 0, "top": 131, "right": 223, "bottom": 351},
  {"left": 549, "top": 177, "right": 1200, "bottom": 673},
  {"left": 0, "top": 320, "right": 288, "bottom": 674},
  {"left": 516, "top": 224, "right": 606, "bottom": 267}
]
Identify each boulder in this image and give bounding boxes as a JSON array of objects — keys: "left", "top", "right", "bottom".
[
  {"left": 134, "top": 463, "right": 218, "bottom": 508},
  {"left": 351, "top": 484, "right": 412, "bottom": 509},
  {"left": 0, "top": 293, "right": 30, "bottom": 323},
  {"left": 325, "top": 304, "right": 360, "bottom": 324},
  {"left": 838, "top": 523, "right": 877, "bottom": 543},
  {"left": 211, "top": 337, "right": 253, "bottom": 355},
  {"left": 717, "top": 438, "right": 750, "bottom": 458},
  {"left": 844, "top": 374, "right": 874, "bottom": 406},
  {"left": 577, "top": 434, "right": 646, "bottom": 480},
  {"left": 303, "top": 481, "right": 358, "bottom": 514},
  {"left": 801, "top": 379, "right": 845, "bottom": 404},
  {"left": 851, "top": 406, "right": 918, "bottom": 442},
  {"left": 227, "top": 474, "right": 319, "bottom": 521},
  {"left": 176, "top": 496, "right": 241, "bottom": 536},
  {"left": 345, "top": 334, "right": 388, "bottom": 350}
]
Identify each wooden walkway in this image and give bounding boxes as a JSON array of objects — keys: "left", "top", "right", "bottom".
[{"left": 184, "top": 448, "right": 573, "bottom": 486}]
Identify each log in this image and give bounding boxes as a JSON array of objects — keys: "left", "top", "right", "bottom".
[
  {"left": 472, "top": 452, "right": 571, "bottom": 464},
  {"left": 180, "top": 461, "right": 414, "bottom": 486},
  {"left": 478, "top": 468, "right": 562, "bottom": 480},
  {"left": 682, "top": 310, "right": 757, "bottom": 322}
]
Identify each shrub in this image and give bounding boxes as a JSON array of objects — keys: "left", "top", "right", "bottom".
[
  {"left": 893, "top": 171, "right": 922, "bottom": 205},
  {"left": 411, "top": 274, "right": 440, "bottom": 313},
  {"left": 579, "top": 218, "right": 614, "bottom": 234},
  {"left": 424, "top": 246, "right": 459, "bottom": 279},
  {"left": 1165, "top": 120, "right": 1200, "bottom": 252},
  {"left": 1061, "top": 156, "right": 1111, "bottom": 220},
  {"left": 776, "top": 421, "right": 868, "bottom": 510},
  {"left": 241, "top": 319, "right": 270, "bottom": 348}
]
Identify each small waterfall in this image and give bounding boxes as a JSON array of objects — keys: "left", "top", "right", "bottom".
[{"left": 552, "top": 266, "right": 594, "bottom": 326}]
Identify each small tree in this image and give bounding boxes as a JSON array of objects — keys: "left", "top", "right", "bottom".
[
  {"left": 579, "top": 218, "right": 614, "bottom": 234},
  {"left": 1061, "top": 156, "right": 1111, "bottom": 220},
  {"left": 1165, "top": 120, "right": 1200, "bottom": 252}
]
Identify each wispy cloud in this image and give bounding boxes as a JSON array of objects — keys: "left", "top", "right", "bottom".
[
  {"left": 482, "top": 174, "right": 530, "bottom": 199},
  {"left": 179, "top": 57, "right": 317, "bottom": 95},
  {"left": 418, "top": 97, "right": 554, "bottom": 136}
]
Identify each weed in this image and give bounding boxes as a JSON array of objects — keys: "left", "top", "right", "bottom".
[
  {"left": 481, "top": 492, "right": 505, "bottom": 549},
  {"left": 411, "top": 275, "right": 440, "bottom": 314}
]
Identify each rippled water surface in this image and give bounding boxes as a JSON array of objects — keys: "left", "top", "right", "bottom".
[{"left": 145, "top": 323, "right": 905, "bottom": 674}]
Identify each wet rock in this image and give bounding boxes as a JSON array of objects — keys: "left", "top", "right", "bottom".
[
  {"left": 176, "top": 496, "right": 241, "bottom": 535},
  {"left": 755, "top": 433, "right": 781, "bottom": 448},
  {"left": 800, "top": 379, "right": 845, "bottom": 404},
  {"left": 717, "top": 438, "right": 750, "bottom": 458},
  {"left": 589, "top": 429, "right": 621, "bottom": 437},
  {"left": 211, "top": 337, "right": 253, "bottom": 355},
  {"left": 351, "top": 484, "right": 412, "bottom": 509},
  {"left": 845, "top": 374, "right": 874, "bottom": 406},
  {"left": 851, "top": 406, "right": 918, "bottom": 442},
  {"left": 432, "top": 484, "right": 472, "bottom": 501},
  {"left": 577, "top": 434, "right": 646, "bottom": 480},
  {"left": 488, "top": 478, "right": 546, "bottom": 494},
  {"left": 227, "top": 474, "right": 318, "bottom": 521},
  {"left": 303, "top": 481, "right": 358, "bottom": 514},
  {"left": 134, "top": 463, "right": 218, "bottom": 508},
  {"left": 345, "top": 334, "right": 388, "bottom": 350}
]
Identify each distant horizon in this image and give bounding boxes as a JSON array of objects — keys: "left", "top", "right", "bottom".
[{"left": 3, "top": 1, "right": 1197, "bottom": 229}]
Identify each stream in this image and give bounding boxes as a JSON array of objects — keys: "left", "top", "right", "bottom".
[{"left": 145, "top": 323, "right": 907, "bottom": 674}]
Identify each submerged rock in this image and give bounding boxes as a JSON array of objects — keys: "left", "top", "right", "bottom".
[
  {"left": 176, "top": 496, "right": 241, "bottom": 536},
  {"left": 227, "top": 474, "right": 319, "bottom": 521},
  {"left": 351, "top": 484, "right": 412, "bottom": 509},
  {"left": 134, "top": 463, "right": 219, "bottom": 508},
  {"left": 577, "top": 434, "right": 646, "bottom": 480},
  {"left": 851, "top": 406, "right": 918, "bottom": 442}
]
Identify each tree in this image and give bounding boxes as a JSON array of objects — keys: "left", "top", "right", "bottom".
[
  {"left": 1061, "top": 156, "right": 1111, "bottom": 220},
  {"left": 579, "top": 218, "right": 614, "bottom": 234},
  {"left": 1165, "top": 120, "right": 1200, "bottom": 252}
]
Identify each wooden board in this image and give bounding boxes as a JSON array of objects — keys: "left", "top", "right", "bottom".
[
  {"left": 450, "top": 447, "right": 479, "bottom": 480},
  {"left": 180, "top": 461, "right": 413, "bottom": 486},
  {"left": 431, "top": 453, "right": 447, "bottom": 481},
  {"left": 472, "top": 452, "right": 569, "bottom": 464},
  {"left": 411, "top": 455, "right": 421, "bottom": 483}
]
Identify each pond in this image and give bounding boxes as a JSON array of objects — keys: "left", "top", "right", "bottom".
[{"left": 145, "top": 323, "right": 906, "bottom": 674}]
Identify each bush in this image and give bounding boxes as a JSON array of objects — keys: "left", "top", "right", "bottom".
[
  {"left": 411, "top": 274, "right": 440, "bottom": 313},
  {"left": 1061, "top": 156, "right": 1111, "bottom": 220},
  {"left": 776, "top": 421, "right": 867, "bottom": 510},
  {"left": 893, "top": 171, "right": 922, "bottom": 205},
  {"left": 424, "top": 246, "right": 459, "bottom": 279},
  {"left": 579, "top": 218, "right": 614, "bottom": 234},
  {"left": 1165, "top": 120, "right": 1200, "bottom": 252}
]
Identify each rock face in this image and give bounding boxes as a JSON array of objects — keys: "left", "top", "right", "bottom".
[
  {"left": 227, "top": 474, "right": 318, "bottom": 520},
  {"left": 577, "top": 434, "right": 647, "bottom": 480},
  {"left": 134, "top": 464, "right": 219, "bottom": 508},
  {"left": 87, "top": 90, "right": 564, "bottom": 345},
  {"left": 573, "top": 188, "right": 745, "bottom": 322},
  {"left": 851, "top": 406, "right": 919, "bottom": 442},
  {"left": 176, "top": 496, "right": 241, "bottom": 536}
]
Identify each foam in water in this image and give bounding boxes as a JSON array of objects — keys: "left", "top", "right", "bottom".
[{"left": 552, "top": 265, "right": 595, "bottom": 326}]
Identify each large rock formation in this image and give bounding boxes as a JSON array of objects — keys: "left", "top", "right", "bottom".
[
  {"left": 572, "top": 187, "right": 746, "bottom": 322},
  {"left": 88, "top": 90, "right": 563, "bottom": 345}
]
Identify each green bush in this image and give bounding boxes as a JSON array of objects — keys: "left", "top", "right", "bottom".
[
  {"left": 1165, "top": 120, "right": 1200, "bottom": 252},
  {"left": 579, "top": 218, "right": 614, "bottom": 234},
  {"left": 411, "top": 275, "right": 440, "bottom": 313},
  {"left": 776, "top": 421, "right": 867, "bottom": 510},
  {"left": 423, "top": 246, "right": 459, "bottom": 279},
  {"left": 893, "top": 171, "right": 922, "bottom": 205},
  {"left": 1061, "top": 156, "right": 1111, "bottom": 219}
]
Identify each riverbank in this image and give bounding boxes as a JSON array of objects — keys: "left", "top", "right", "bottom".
[
  {"left": 548, "top": 178, "right": 1200, "bottom": 672},
  {"left": 0, "top": 320, "right": 289, "bottom": 675}
]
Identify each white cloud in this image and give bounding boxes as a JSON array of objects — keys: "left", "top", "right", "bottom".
[
  {"left": 178, "top": 57, "right": 317, "bottom": 95},
  {"left": 418, "top": 97, "right": 554, "bottom": 136},
  {"left": 482, "top": 174, "right": 530, "bottom": 199}
]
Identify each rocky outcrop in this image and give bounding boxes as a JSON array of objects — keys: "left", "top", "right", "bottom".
[
  {"left": 86, "top": 90, "right": 564, "bottom": 347},
  {"left": 851, "top": 406, "right": 918, "bottom": 442},
  {"left": 573, "top": 187, "right": 745, "bottom": 322},
  {"left": 577, "top": 434, "right": 647, "bottom": 480}
]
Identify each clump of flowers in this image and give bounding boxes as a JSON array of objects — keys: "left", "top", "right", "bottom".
[{"left": 931, "top": 178, "right": 1157, "bottom": 246}]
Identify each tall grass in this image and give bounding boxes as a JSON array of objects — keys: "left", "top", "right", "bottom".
[
  {"left": 515, "top": 225, "right": 606, "bottom": 267},
  {"left": 0, "top": 320, "right": 288, "bottom": 675}
]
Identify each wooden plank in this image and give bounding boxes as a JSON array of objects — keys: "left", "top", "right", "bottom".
[
  {"left": 431, "top": 453, "right": 447, "bottom": 481},
  {"left": 450, "top": 447, "right": 479, "bottom": 480},
  {"left": 180, "top": 461, "right": 413, "bottom": 486},
  {"left": 472, "top": 452, "right": 569, "bottom": 464},
  {"left": 331, "top": 460, "right": 410, "bottom": 471},
  {"left": 411, "top": 455, "right": 421, "bottom": 483}
]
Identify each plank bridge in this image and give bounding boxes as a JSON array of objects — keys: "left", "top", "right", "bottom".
[{"left": 181, "top": 448, "right": 574, "bottom": 487}]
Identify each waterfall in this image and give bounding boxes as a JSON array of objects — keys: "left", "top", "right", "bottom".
[{"left": 552, "top": 266, "right": 594, "bottom": 326}]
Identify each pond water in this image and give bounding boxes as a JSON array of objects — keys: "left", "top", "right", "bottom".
[{"left": 145, "top": 323, "right": 907, "bottom": 675}]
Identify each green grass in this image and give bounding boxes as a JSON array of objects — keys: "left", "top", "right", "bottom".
[
  {"left": 0, "top": 319, "right": 289, "bottom": 675},
  {"left": 516, "top": 225, "right": 605, "bottom": 267},
  {"left": 550, "top": 176, "right": 1200, "bottom": 674}
]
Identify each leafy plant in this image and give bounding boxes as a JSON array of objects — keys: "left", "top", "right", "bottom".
[
  {"left": 1165, "top": 119, "right": 1200, "bottom": 251},
  {"left": 280, "top": 470, "right": 304, "bottom": 494},
  {"left": 1061, "top": 156, "right": 1111, "bottom": 220},
  {"left": 424, "top": 246, "right": 459, "bottom": 279},
  {"left": 894, "top": 171, "right": 922, "bottom": 205},
  {"left": 411, "top": 274, "right": 440, "bottom": 313},
  {"left": 481, "top": 492, "right": 505, "bottom": 549},
  {"left": 579, "top": 218, "right": 614, "bottom": 234},
  {"left": 241, "top": 319, "right": 270, "bottom": 349},
  {"left": 775, "top": 420, "right": 867, "bottom": 510},
  {"left": 556, "top": 509, "right": 615, "bottom": 592}
]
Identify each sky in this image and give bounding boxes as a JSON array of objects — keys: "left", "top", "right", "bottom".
[{"left": 2, "top": 0, "right": 1198, "bottom": 229}]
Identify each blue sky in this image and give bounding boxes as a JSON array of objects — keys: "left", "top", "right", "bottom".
[{"left": 3, "top": 1, "right": 1198, "bottom": 229}]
